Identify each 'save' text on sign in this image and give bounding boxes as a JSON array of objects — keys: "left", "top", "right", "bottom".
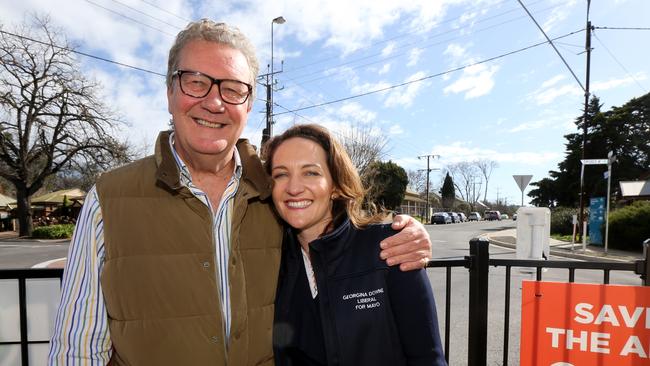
[{"left": 520, "top": 281, "right": 650, "bottom": 366}]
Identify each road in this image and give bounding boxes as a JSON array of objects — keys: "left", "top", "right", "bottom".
[
  {"left": 0, "top": 239, "right": 69, "bottom": 269},
  {"left": 423, "top": 219, "right": 643, "bottom": 365}
]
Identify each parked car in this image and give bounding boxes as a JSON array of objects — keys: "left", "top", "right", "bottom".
[
  {"left": 500, "top": 213, "right": 509, "bottom": 220},
  {"left": 448, "top": 212, "right": 460, "bottom": 223},
  {"left": 468, "top": 212, "right": 481, "bottom": 221},
  {"left": 431, "top": 212, "right": 451, "bottom": 224},
  {"left": 458, "top": 213, "right": 467, "bottom": 222},
  {"left": 484, "top": 210, "right": 501, "bottom": 221}
]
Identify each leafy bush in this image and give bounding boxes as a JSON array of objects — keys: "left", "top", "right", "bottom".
[
  {"left": 608, "top": 201, "right": 650, "bottom": 251},
  {"left": 32, "top": 224, "right": 75, "bottom": 239},
  {"left": 550, "top": 207, "right": 580, "bottom": 236}
]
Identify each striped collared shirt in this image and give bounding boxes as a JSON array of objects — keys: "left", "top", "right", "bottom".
[{"left": 48, "top": 133, "right": 242, "bottom": 364}]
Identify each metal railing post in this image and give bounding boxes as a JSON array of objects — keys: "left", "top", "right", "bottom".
[
  {"left": 468, "top": 237, "right": 489, "bottom": 366},
  {"left": 643, "top": 239, "right": 650, "bottom": 286}
]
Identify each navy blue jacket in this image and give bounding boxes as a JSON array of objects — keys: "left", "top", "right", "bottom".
[{"left": 273, "top": 219, "right": 447, "bottom": 366}]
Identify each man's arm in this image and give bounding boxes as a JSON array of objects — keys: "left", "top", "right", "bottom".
[
  {"left": 48, "top": 186, "right": 113, "bottom": 364},
  {"left": 380, "top": 215, "right": 431, "bottom": 271}
]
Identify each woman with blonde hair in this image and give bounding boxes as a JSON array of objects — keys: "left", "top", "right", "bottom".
[{"left": 265, "top": 124, "right": 446, "bottom": 366}]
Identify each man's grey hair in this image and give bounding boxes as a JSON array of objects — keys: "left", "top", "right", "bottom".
[{"left": 167, "top": 19, "right": 259, "bottom": 103}]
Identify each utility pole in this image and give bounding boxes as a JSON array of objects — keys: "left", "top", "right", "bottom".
[
  {"left": 578, "top": 3, "right": 593, "bottom": 241},
  {"left": 470, "top": 180, "right": 482, "bottom": 211},
  {"left": 260, "top": 69, "right": 272, "bottom": 147},
  {"left": 418, "top": 154, "right": 440, "bottom": 222},
  {"left": 259, "top": 16, "right": 286, "bottom": 149},
  {"left": 495, "top": 186, "right": 501, "bottom": 207}
]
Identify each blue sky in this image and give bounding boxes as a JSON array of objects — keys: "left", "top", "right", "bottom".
[{"left": 2, "top": 0, "right": 648, "bottom": 205}]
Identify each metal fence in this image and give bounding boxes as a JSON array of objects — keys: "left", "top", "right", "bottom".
[
  {"left": 0, "top": 268, "right": 63, "bottom": 366},
  {"left": 1, "top": 239, "right": 648, "bottom": 366},
  {"left": 427, "top": 238, "right": 650, "bottom": 366}
]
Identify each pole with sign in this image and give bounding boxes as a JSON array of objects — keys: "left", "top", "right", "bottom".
[
  {"left": 580, "top": 157, "right": 614, "bottom": 253},
  {"left": 605, "top": 152, "right": 616, "bottom": 253},
  {"left": 513, "top": 175, "right": 533, "bottom": 206}
]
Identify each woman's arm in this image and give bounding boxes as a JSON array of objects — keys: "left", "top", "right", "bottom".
[{"left": 387, "top": 267, "right": 448, "bottom": 365}]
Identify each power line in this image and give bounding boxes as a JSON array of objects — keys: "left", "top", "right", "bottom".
[
  {"left": 274, "top": 29, "right": 583, "bottom": 116},
  {"left": 84, "top": 0, "right": 176, "bottom": 37},
  {"left": 592, "top": 31, "right": 648, "bottom": 93},
  {"left": 286, "top": 15, "right": 524, "bottom": 87},
  {"left": 109, "top": 0, "right": 184, "bottom": 30},
  {"left": 0, "top": 30, "right": 166, "bottom": 77},
  {"left": 139, "top": 0, "right": 192, "bottom": 23},
  {"left": 283, "top": 1, "right": 563, "bottom": 85},
  {"left": 516, "top": 0, "right": 585, "bottom": 92},
  {"left": 282, "top": 0, "right": 549, "bottom": 74},
  {"left": 593, "top": 26, "right": 650, "bottom": 31}
]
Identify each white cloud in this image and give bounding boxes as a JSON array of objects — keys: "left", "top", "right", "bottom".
[
  {"left": 389, "top": 125, "right": 404, "bottom": 135},
  {"left": 378, "top": 63, "right": 391, "bottom": 75},
  {"left": 529, "top": 84, "right": 581, "bottom": 105},
  {"left": 529, "top": 73, "right": 647, "bottom": 106},
  {"left": 407, "top": 48, "right": 423, "bottom": 67},
  {"left": 443, "top": 64, "right": 498, "bottom": 99},
  {"left": 444, "top": 43, "right": 467, "bottom": 60},
  {"left": 429, "top": 142, "right": 562, "bottom": 165},
  {"left": 541, "top": 75, "right": 566, "bottom": 88},
  {"left": 384, "top": 71, "right": 430, "bottom": 108},
  {"left": 381, "top": 42, "right": 396, "bottom": 57},
  {"left": 351, "top": 80, "right": 392, "bottom": 96},
  {"left": 541, "top": 0, "right": 577, "bottom": 33},
  {"left": 337, "top": 102, "right": 377, "bottom": 123},
  {"left": 592, "top": 73, "right": 647, "bottom": 92}
]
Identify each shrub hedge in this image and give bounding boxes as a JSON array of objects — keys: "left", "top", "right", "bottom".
[
  {"left": 550, "top": 207, "right": 580, "bottom": 236},
  {"left": 32, "top": 224, "right": 75, "bottom": 239},
  {"left": 608, "top": 201, "right": 650, "bottom": 251}
]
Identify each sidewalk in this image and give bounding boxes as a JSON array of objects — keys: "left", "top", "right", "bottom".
[
  {"left": 484, "top": 228, "right": 644, "bottom": 263},
  {"left": 0, "top": 231, "right": 19, "bottom": 240}
]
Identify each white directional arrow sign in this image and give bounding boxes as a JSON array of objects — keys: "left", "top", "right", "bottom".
[{"left": 513, "top": 175, "right": 533, "bottom": 206}]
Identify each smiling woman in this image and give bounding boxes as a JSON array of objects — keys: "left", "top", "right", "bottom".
[{"left": 263, "top": 124, "right": 447, "bottom": 366}]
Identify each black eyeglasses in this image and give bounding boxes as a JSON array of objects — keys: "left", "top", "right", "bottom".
[{"left": 172, "top": 70, "right": 252, "bottom": 105}]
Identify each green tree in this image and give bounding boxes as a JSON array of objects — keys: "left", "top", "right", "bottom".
[
  {"left": 363, "top": 160, "right": 408, "bottom": 211},
  {"left": 528, "top": 93, "right": 650, "bottom": 206},
  {"left": 441, "top": 172, "right": 455, "bottom": 209}
]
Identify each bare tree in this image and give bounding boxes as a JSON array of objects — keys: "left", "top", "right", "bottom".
[
  {"left": 446, "top": 162, "right": 482, "bottom": 204},
  {"left": 339, "top": 122, "right": 388, "bottom": 177},
  {"left": 0, "top": 17, "right": 132, "bottom": 236},
  {"left": 475, "top": 159, "right": 498, "bottom": 203},
  {"left": 406, "top": 169, "right": 427, "bottom": 193}
]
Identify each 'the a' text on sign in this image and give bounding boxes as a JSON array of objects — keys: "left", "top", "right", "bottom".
[{"left": 520, "top": 281, "right": 650, "bottom": 366}]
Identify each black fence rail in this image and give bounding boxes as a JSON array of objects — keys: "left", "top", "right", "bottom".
[
  {"left": 0, "top": 268, "right": 64, "bottom": 366},
  {"left": 427, "top": 238, "right": 650, "bottom": 366}
]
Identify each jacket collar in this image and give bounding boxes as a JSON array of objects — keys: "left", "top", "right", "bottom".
[{"left": 154, "top": 130, "right": 273, "bottom": 200}]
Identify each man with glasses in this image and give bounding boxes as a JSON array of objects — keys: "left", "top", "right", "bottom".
[{"left": 49, "top": 19, "right": 432, "bottom": 365}]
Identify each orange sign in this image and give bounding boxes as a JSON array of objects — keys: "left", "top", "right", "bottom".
[{"left": 521, "top": 281, "right": 650, "bottom": 366}]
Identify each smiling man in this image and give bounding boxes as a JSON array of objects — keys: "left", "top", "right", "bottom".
[{"left": 48, "top": 19, "right": 432, "bottom": 366}]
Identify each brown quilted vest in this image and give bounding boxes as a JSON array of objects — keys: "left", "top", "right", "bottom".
[{"left": 97, "top": 131, "right": 282, "bottom": 365}]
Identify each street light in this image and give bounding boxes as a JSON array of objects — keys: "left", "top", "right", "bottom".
[{"left": 267, "top": 16, "right": 285, "bottom": 139}]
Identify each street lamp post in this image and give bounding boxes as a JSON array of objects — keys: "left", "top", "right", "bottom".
[{"left": 263, "top": 16, "right": 285, "bottom": 144}]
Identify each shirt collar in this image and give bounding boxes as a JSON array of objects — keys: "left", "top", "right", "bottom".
[{"left": 168, "top": 131, "right": 243, "bottom": 187}]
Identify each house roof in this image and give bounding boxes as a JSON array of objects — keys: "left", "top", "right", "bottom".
[
  {"left": 620, "top": 180, "right": 650, "bottom": 197},
  {"left": 31, "top": 188, "right": 87, "bottom": 204},
  {"left": 403, "top": 189, "right": 427, "bottom": 203},
  {"left": 0, "top": 193, "right": 15, "bottom": 210}
]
